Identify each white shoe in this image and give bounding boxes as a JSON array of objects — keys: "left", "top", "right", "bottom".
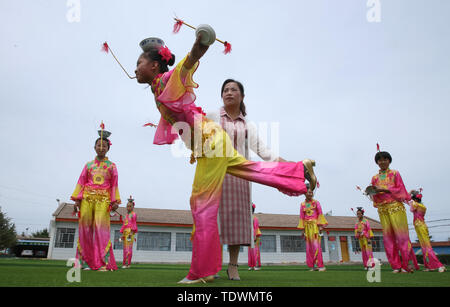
[
  {"left": 254, "top": 267, "right": 261, "bottom": 271},
  {"left": 392, "top": 269, "right": 400, "bottom": 273},
  {"left": 177, "top": 275, "right": 214, "bottom": 284},
  {"left": 438, "top": 266, "right": 446, "bottom": 273},
  {"left": 248, "top": 267, "right": 254, "bottom": 271},
  {"left": 318, "top": 267, "right": 326, "bottom": 272},
  {"left": 178, "top": 277, "right": 204, "bottom": 284}
]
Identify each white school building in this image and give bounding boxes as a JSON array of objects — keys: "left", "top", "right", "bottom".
[{"left": 48, "top": 202, "right": 388, "bottom": 264}]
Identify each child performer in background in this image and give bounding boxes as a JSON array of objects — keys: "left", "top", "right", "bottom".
[
  {"left": 134, "top": 34, "right": 316, "bottom": 284},
  {"left": 120, "top": 196, "right": 138, "bottom": 269},
  {"left": 369, "top": 150, "right": 414, "bottom": 273},
  {"left": 248, "top": 203, "right": 262, "bottom": 271},
  {"left": 409, "top": 190, "right": 446, "bottom": 272},
  {"left": 297, "top": 184, "right": 328, "bottom": 272},
  {"left": 71, "top": 128, "right": 120, "bottom": 271},
  {"left": 354, "top": 207, "right": 375, "bottom": 270}
]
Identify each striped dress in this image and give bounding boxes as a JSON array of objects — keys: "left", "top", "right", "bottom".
[{"left": 216, "top": 107, "right": 277, "bottom": 246}]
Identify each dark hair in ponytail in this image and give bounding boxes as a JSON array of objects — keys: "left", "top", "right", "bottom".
[
  {"left": 141, "top": 48, "right": 175, "bottom": 73},
  {"left": 221, "top": 79, "right": 247, "bottom": 117}
]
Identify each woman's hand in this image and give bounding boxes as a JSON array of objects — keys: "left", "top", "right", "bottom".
[
  {"left": 184, "top": 34, "right": 209, "bottom": 70},
  {"left": 74, "top": 200, "right": 81, "bottom": 212}
]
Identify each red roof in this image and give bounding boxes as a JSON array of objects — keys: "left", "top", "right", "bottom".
[{"left": 53, "top": 202, "right": 383, "bottom": 231}]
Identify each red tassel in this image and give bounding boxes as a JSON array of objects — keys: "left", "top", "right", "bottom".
[
  {"left": 119, "top": 214, "right": 123, "bottom": 223},
  {"left": 376, "top": 143, "right": 380, "bottom": 152},
  {"left": 143, "top": 122, "right": 157, "bottom": 128},
  {"left": 356, "top": 186, "right": 361, "bottom": 191},
  {"left": 100, "top": 122, "right": 105, "bottom": 130},
  {"left": 223, "top": 41, "right": 232, "bottom": 54},
  {"left": 102, "top": 42, "right": 109, "bottom": 53},
  {"left": 173, "top": 19, "right": 183, "bottom": 33},
  {"left": 317, "top": 181, "right": 320, "bottom": 188}
]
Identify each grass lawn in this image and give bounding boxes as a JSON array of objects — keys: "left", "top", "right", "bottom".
[{"left": 0, "top": 258, "right": 448, "bottom": 287}]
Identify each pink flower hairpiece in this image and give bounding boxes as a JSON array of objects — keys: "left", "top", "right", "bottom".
[{"left": 158, "top": 46, "right": 173, "bottom": 63}]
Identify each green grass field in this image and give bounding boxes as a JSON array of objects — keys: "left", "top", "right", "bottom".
[{"left": 0, "top": 258, "right": 448, "bottom": 287}]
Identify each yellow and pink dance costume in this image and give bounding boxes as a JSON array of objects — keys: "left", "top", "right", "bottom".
[
  {"left": 297, "top": 199, "right": 328, "bottom": 270},
  {"left": 71, "top": 157, "right": 120, "bottom": 271},
  {"left": 248, "top": 214, "right": 262, "bottom": 270},
  {"left": 150, "top": 55, "right": 311, "bottom": 281},
  {"left": 120, "top": 211, "right": 138, "bottom": 267},
  {"left": 371, "top": 169, "right": 415, "bottom": 272},
  {"left": 410, "top": 200, "right": 445, "bottom": 271},
  {"left": 354, "top": 218, "right": 375, "bottom": 269}
]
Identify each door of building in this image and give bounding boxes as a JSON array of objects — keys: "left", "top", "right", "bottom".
[{"left": 340, "top": 236, "right": 349, "bottom": 262}]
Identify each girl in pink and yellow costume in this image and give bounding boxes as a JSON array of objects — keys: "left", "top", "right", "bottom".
[
  {"left": 409, "top": 190, "right": 446, "bottom": 272},
  {"left": 354, "top": 207, "right": 375, "bottom": 269},
  {"left": 120, "top": 196, "right": 138, "bottom": 269},
  {"left": 71, "top": 129, "right": 120, "bottom": 271},
  {"left": 248, "top": 204, "right": 262, "bottom": 271},
  {"left": 297, "top": 186, "right": 328, "bottom": 271},
  {"left": 369, "top": 150, "right": 414, "bottom": 273},
  {"left": 134, "top": 35, "right": 317, "bottom": 284}
]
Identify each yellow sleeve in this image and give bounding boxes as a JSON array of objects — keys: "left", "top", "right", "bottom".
[
  {"left": 158, "top": 54, "right": 199, "bottom": 103},
  {"left": 317, "top": 214, "right": 328, "bottom": 227}
]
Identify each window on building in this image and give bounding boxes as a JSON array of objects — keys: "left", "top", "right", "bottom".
[
  {"left": 320, "top": 236, "right": 326, "bottom": 252},
  {"left": 113, "top": 230, "right": 123, "bottom": 250},
  {"left": 137, "top": 232, "right": 171, "bottom": 251},
  {"left": 281, "top": 235, "right": 305, "bottom": 252},
  {"left": 260, "top": 235, "right": 276, "bottom": 253},
  {"left": 176, "top": 233, "right": 192, "bottom": 252},
  {"left": 54, "top": 228, "right": 75, "bottom": 248},
  {"left": 371, "top": 236, "right": 384, "bottom": 252},
  {"left": 351, "top": 236, "right": 384, "bottom": 252},
  {"left": 351, "top": 236, "right": 361, "bottom": 252}
]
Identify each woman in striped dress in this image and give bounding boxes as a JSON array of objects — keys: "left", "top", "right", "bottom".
[{"left": 216, "top": 79, "right": 286, "bottom": 280}]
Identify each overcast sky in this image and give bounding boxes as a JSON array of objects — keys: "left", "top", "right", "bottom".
[{"left": 1, "top": 0, "right": 449, "bottom": 241}]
